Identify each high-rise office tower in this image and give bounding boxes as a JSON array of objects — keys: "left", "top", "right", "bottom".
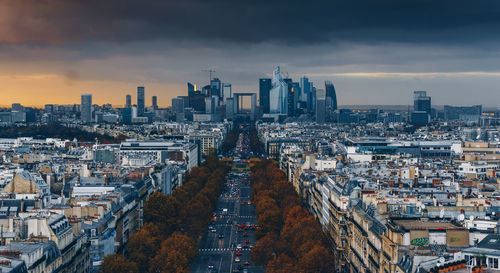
[
  {"left": 205, "top": 96, "right": 216, "bottom": 114},
  {"left": 286, "top": 80, "right": 299, "bottom": 116},
  {"left": 222, "top": 83, "right": 232, "bottom": 103},
  {"left": 300, "top": 77, "right": 314, "bottom": 112},
  {"left": 226, "top": 98, "right": 235, "bottom": 120},
  {"left": 152, "top": 96, "right": 158, "bottom": 109},
  {"left": 125, "top": 94, "right": 132, "bottom": 108},
  {"left": 413, "top": 91, "right": 431, "bottom": 114},
  {"left": 269, "top": 67, "right": 288, "bottom": 114},
  {"left": 201, "top": 85, "right": 211, "bottom": 97},
  {"left": 81, "top": 94, "right": 92, "bottom": 123},
  {"left": 172, "top": 97, "right": 185, "bottom": 122},
  {"left": 310, "top": 86, "right": 317, "bottom": 113},
  {"left": 188, "top": 87, "right": 206, "bottom": 112},
  {"left": 299, "top": 77, "right": 311, "bottom": 103},
  {"left": 172, "top": 97, "right": 184, "bottom": 113},
  {"left": 315, "top": 89, "right": 326, "bottom": 123},
  {"left": 259, "top": 78, "right": 272, "bottom": 114},
  {"left": 137, "top": 86, "right": 145, "bottom": 116},
  {"left": 187, "top": 82, "right": 195, "bottom": 94},
  {"left": 325, "top": 81, "right": 338, "bottom": 111},
  {"left": 210, "top": 78, "right": 221, "bottom": 97},
  {"left": 412, "top": 91, "right": 431, "bottom": 124}
]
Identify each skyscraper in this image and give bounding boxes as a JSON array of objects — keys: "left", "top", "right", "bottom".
[
  {"left": 325, "top": 81, "right": 338, "bottom": 111},
  {"left": 205, "top": 96, "right": 216, "bottom": 114},
  {"left": 299, "top": 77, "right": 310, "bottom": 103},
  {"left": 413, "top": 91, "right": 431, "bottom": 114},
  {"left": 137, "top": 86, "right": 145, "bottom": 116},
  {"left": 81, "top": 94, "right": 92, "bottom": 123},
  {"left": 222, "top": 83, "right": 232, "bottom": 103},
  {"left": 210, "top": 78, "right": 221, "bottom": 97},
  {"left": 187, "top": 82, "right": 195, "bottom": 94},
  {"left": 287, "top": 81, "right": 300, "bottom": 116},
  {"left": 152, "top": 96, "right": 158, "bottom": 109},
  {"left": 259, "top": 78, "right": 272, "bottom": 114},
  {"left": 172, "top": 97, "right": 185, "bottom": 122},
  {"left": 269, "top": 67, "right": 288, "bottom": 114},
  {"left": 226, "top": 98, "right": 235, "bottom": 120},
  {"left": 172, "top": 97, "right": 184, "bottom": 113},
  {"left": 412, "top": 91, "right": 431, "bottom": 125},
  {"left": 300, "top": 77, "right": 314, "bottom": 112},
  {"left": 315, "top": 89, "right": 326, "bottom": 123},
  {"left": 125, "top": 94, "right": 131, "bottom": 108}
]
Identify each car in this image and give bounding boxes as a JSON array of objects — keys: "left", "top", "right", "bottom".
[
  {"left": 211, "top": 229, "right": 216, "bottom": 233},
  {"left": 244, "top": 261, "right": 250, "bottom": 266},
  {"left": 235, "top": 250, "right": 242, "bottom": 256},
  {"left": 243, "top": 269, "right": 249, "bottom": 273},
  {"left": 235, "top": 257, "right": 241, "bottom": 263},
  {"left": 238, "top": 228, "right": 243, "bottom": 232},
  {"left": 219, "top": 234, "right": 224, "bottom": 238},
  {"left": 237, "top": 244, "right": 242, "bottom": 249},
  {"left": 208, "top": 264, "right": 215, "bottom": 269}
]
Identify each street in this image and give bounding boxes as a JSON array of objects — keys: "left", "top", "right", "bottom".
[{"left": 191, "top": 130, "right": 264, "bottom": 273}]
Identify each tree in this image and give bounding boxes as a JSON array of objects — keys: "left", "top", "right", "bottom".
[
  {"left": 251, "top": 232, "right": 279, "bottom": 266},
  {"left": 149, "top": 232, "right": 197, "bottom": 273},
  {"left": 144, "top": 193, "right": 185, "bottom": 237},
  {"left": 100, "top": 254, "right": 138, "bottom": 273},
  {"left": 127, "top": 223, "right": 161, "bottom": 272},
  {"left": 298, "top": 245, "right": 335, "bottom": 273},
  {"left": 267, "top": 254, "right": 298, "bottom": 273},
  {"left": 258, "top": 207, "right": 282, "bottom": 234}
]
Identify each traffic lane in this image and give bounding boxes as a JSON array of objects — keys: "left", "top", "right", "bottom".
[
  {"left": 220, "top": 224, "right": 233, "bottom": 249},
  {"left": 191, "top": 252, "right": 215, "bottom": 273},
  {"left": 197, "top": 251, "right": 232, "bottom": 273},
  {"left": 239, "top": 203, "right": 257, "bottom": 218}
]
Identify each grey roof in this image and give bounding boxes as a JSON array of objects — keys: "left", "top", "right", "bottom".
[
  {"left": 0, "top": 242, "right": 44, "bottom": 255},
  {"left": 463, "top": 234, "right": 500, "bottom": 257},
  {"left": 477, "top": 234, "right": 500, "bottom": 250}
]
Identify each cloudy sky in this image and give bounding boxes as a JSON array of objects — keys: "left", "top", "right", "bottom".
[{"left": 1, "top": 0, "right": 500, "bottom": 107}]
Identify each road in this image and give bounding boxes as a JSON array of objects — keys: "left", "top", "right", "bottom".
[{"left": 191, "top": 130, "right": 264, "bottom": 273}]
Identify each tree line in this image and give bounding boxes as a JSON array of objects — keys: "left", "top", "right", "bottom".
[
  {"left": 249, "top": 126, "right": 264, "bottom": 155},
  {"left": 250, "top": 160, "right": 335, "bottom": 273},
  {"left": 100, "top": 155, "right": 229, "bottom": 273},
  {"left": 220, "top": 126, "right": 239, "bottom": 154}
]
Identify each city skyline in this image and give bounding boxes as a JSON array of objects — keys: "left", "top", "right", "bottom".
[{"left": 1, "top": 1, "right": 500, "bottom": 107}]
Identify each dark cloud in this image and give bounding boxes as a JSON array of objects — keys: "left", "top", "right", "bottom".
[{"left": 2, "top": 0, "right": 500, "bottom": 45}]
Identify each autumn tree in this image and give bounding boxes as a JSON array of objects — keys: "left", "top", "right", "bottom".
[
  {"left": 298, "top": 245, "right": 335, "bottom": 273},
  {"left": 250, "top": 232, "right": 279, "bottom": 266},
  {"left": 267, "top": 254, "right": 298, "bottom": 273},
  {"left": 149, "top": 232, "right": 197, "bottom": 273},
  {"left": 127, "top": 223, "right": 161, "bottom": 272},
  {"left": 100, "top": 254, "right": 138, "bottom": 273}
]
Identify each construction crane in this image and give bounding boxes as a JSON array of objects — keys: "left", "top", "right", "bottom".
[{"left": 202, "top": 69, "right": 216, "bottom": 83}]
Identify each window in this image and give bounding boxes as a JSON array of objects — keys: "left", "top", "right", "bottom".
[{"left": 488, "top": 257, "right": 499, "bottom": 269}]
